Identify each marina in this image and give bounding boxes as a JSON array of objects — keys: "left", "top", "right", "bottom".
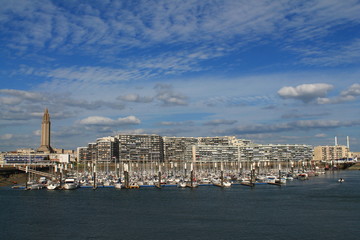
[
  {"left": 1, "top": 170, "right": 359, "bottom": 240},
  {"left": 6, "top": 160, "right": 341, "bottom": 190}
]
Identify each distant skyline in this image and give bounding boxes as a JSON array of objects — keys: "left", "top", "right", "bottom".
[{"left": 1, "top": 0, "right": 360, "bottom": 152}]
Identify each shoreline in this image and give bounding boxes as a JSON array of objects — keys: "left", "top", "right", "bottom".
[{"left": 0, "top": 172, "right": 27, "bottom": 187}]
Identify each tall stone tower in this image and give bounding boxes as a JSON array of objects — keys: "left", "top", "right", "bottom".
[{"left": 37, "top": 108, "right": 54, "bottom": 153}]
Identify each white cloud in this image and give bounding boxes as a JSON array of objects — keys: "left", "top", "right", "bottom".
[
  {"left": 316, "top": 83, "right": 360, "bottom": 104},
  {"left": 118, "top": 94, "right": 153, "bottom": 103},
  {"left": 0, "top": 96, "right": 22, "bottom": 105},
  {"left": 341, "top": 83, "right": 360, "bottom": 97},
  {"left": 0, "top": 89, "right": 45, "bottom": 102},
  {"left": 278, "top": 83, "right": 333, "bottom": 103},
  {"left": 79, "top": 116, "right": 141, "bottom": 126},
  {"left": 0, "top": 134, "right": 13, "bottom": 140},
  {"left": 316, "top": 95, "right": 356, "bottom": 104},
  {"left": 154, "top": 83, "right": 188, "bottom": 106}
]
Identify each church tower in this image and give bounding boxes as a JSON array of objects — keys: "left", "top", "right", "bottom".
[{"left": 37, "top": 108, "right": 54, "bottom": 153}]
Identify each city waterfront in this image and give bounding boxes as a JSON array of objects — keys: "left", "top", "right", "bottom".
[{"left": 1, "top": 170, "right": 359, "bottom": 240}]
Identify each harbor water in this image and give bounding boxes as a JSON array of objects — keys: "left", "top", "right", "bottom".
[{"left": 1, "top": 170, "right": 359, "bottom": 240}]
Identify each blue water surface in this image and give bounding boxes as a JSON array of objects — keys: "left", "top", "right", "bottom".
[{"left": 1, "top": 171, "right": 359, "bottom": 240}]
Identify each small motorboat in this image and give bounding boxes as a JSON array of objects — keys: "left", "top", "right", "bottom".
[
  {"left": 63, "top": 178, "right": 78, "bottom": 190},
  {"left": 222, "top": 181, "right": 232, "bottom": 187},
  {"left": 46, "top": 182, "right": 60, "bottom": 190},
  {"left": 114, "top": 180, "right": 122, "bottom": 189},
  {"left": 177, "top": 181, "right": 187, "bottom": 188},
  {"left": 338, "top": 178, "right": 345, "bottom": 183}
]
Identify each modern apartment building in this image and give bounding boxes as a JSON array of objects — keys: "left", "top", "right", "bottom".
[
  {"left": 96, "top": 137, "right": 119, "bottom": 162},
  {"left": 77, "top": 147, "right": 88, "bottom": 162},
  {"left": 186, "top": 144, "right": 241, "bottom": 162},
  {"left": 313, "top": 145, "right": 350, "bottom": 161},
  {"left": 117, "top": 134, "right": 164, "bottom": 162},
  {"left": 164, "top": 136, "right": 255, "bottom": 163},
  {"left": 77, "top": 135, "right": 314, "bottom": 164},
  {"left": 163, "top": 137, "right": 198, "bottom": 162}
]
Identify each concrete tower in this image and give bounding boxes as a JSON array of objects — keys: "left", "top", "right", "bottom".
[{"left": 37, "top": 108, "right": 54, "bottom": 153}]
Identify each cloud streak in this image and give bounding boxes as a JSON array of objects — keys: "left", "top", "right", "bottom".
[
  {"left": 79, "top": 116, "right": 141, "bottom": 126},
  {"left": 218, "top": 119, "right": 360, "bottom": 135}
]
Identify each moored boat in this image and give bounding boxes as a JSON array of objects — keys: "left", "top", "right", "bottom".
[
  {"left": 63, "top": 178, "right": 78, "bottom": 190},
  {"left": 298, "top": 173, "right": 309, "bottom": 180},
  {"left": 177, "top": 181, "right": 187, "bottom": 188},
  {"left": 46, "top": 182, "right": 60, "bottom": 190}
]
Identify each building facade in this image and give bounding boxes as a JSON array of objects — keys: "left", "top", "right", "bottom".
[
  {"left": 118, "top": 134, "right": 164, "bottom": 162},
  {"left": 77, "top": 135, "right": 315, "bottom": 164},
  {"left": 313, "top": 145, "right": 350, "bottom": 161},
  {"left": 96, "top": 137, "right": 119, "bottom": 162}
]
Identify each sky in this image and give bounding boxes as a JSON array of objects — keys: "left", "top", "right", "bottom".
[{"left": 1, "top": 0, "right": 360, "bottom": 152}]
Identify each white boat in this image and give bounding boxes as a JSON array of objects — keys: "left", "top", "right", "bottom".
[
  {"left": 27, "top": 183, "right": 43, "bottom": 190},
  {"left": 275, "top": 177, "right": 287, "bottom": 184},
  {"left": 286, "top": 176, "right": 294, "bottom": 181},
  {"left": 63, "top": 178, "right": 78, "bottom": 190},
  {"left": 177, "top": 181, "right": 187, "bottom": 188},
  {"left": 46, "top": 182, "right": 59, "bottom": 190},
  {"left": 200, "top": 178, "right": 211, "bottom": 184},
  {"left": 114, "top": 182, "right": 122, "bottom": 189},
  {"left": 266, "top": 176, "right": 277, "bottom": 183},
  {"left": 39, "top": 177, "right": 47, "bottom": 184},
  {"left": 222, "top": 181, "right": 232, "bottom": 187},
  {"left": 338, "top": 178, "right": 345, "bottom": 183}
]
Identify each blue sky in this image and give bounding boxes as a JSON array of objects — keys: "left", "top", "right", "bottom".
[{"left": 1, "top": 0, "right": 360, "bottom": 152}]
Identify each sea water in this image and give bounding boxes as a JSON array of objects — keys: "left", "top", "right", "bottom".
[{"left": 1, "top": 170, "right": 359, "bottom": 240}]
